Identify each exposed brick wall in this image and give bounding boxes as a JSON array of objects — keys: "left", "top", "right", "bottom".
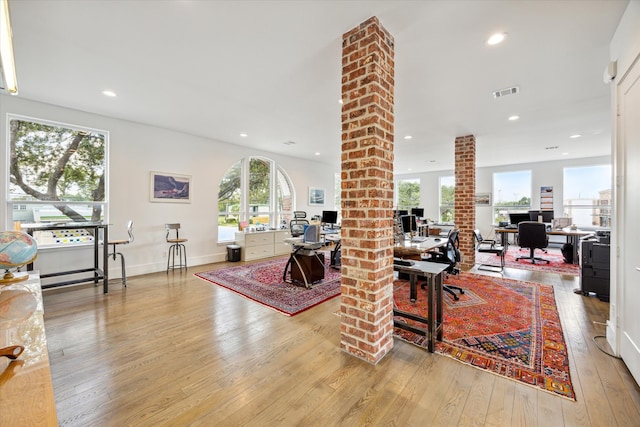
[
  {"left": 454, "top": 135, "right": 476, "bottom": 270},
  {"left": 340, "top": 16, "right": 395, "bottom": 364}
]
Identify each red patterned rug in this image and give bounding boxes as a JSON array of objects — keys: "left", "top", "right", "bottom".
[
  {"left": 476, "top": 246, "right": 580, "bottom": 275},
  {"left": 195, "top": 255, "right": 340, "bottom": 316},
  {"left": 393, "top": 272, "right": 575, "bottom": 400}
]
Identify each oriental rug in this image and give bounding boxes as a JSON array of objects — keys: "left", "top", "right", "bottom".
[
  {"left": 195, "top": 255, "right": 341, "bottom": 316},
  {"left": 475, "top": 246, "right": 580, "bottom": 276},
  {"left": 393, "top": 272, "right": 575, "bottom": 400}
]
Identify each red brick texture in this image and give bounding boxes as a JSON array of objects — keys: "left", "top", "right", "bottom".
[
  {"left": 454, "top": 135, "right": 476, "bottom": 270},
  {"left": 340, "top": 17, "right": 395, "bottom": 364}
]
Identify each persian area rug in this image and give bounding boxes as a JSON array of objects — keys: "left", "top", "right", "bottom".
[
  {"left": 476, "top": 246, "right": 580, "bottom": 276},
  {"left": 195, "top": 255, "right": 341, "bottom": 316},
  {"left": 393, "top": 272, "right": 575, "bottom": 400}
]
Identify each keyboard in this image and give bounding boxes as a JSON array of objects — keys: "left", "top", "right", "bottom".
[
  {"left": 411, "top": 236, "right": 427, "bottom": 243},
  {"left": 393, "top": 258, "right": 415, "bottom": 266}
]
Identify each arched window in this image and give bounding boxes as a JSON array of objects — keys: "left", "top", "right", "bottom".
[{"left": 217, "top": 157, "right": 294, "bottom": 242}]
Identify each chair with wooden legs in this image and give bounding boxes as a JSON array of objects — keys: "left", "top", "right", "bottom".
[
  {"left": 165, "top": 223, "right": 188, "bottom": 272},
  {"left": 108, "top": 220, "right": 134, "bottom": 286}
]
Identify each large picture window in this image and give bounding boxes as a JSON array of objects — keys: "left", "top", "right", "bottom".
[
  {"left": 439, "top": 175, "right": 454, "bottom": 223},
  {"left": 395, "top": 178, "right": 420, "bottom": 210},
  {"left": 493, "top": 170, "right": 531, "bottom": 223},
  {"left": 6, "top": 115, "right": 108, "bottom": 244},
  {"left": 563, "top": 165, "right": 611, "bottom": 227},
  {"left": 217, "top": 156, "right": 294, "bottom": 242}
]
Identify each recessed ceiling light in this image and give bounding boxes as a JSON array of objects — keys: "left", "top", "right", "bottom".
[
  {"left": 403, "top": 135, "right": 413, "bottom": 140},
  {"left": 487, "top": 33, "right": 506, "bottom": 45},
  {"left": 314, "top": 152, "right": 320, "bottom": 156},
  {"left": 508, "top": 115, "right": 520, "bottom": 121},
  {"left": 562, "top": 152, "right": 569, "bottom": 156},
  {"left": 338, "top": 99, "right": 344, "bottom": 104},
  {"left": 239, "top": 133, "right": 248, "bottom": 138},
  {"left": 569, "top": 134, "right": 582, "bottom": 139},
  {"left": 407, "top": 168, "right": 412, "bottom": 171},
  {"left": 102, "top": 90, "right": 117, "bottom": 97}
]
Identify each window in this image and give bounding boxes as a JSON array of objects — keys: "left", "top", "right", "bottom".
[
  {"left": 7, "top": 116, "right": 108, "bottom": 245},
  {"left": 563, "top": 165, "right": 611, "bottom": 227},
  {"left": 493, "top": 170, "right": 531, "bottom": 223},
  {"left": 439, "top": 175, "right": 454, "bottom": 223},
  {"left": 396, "top": 178, "right": 420, "bottom": 210},
  {"left": 217, "top": 157, "right": 294, "bottom": 242}
]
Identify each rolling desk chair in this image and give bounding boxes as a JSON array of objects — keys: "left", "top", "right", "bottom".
[
  {"left": 165, "top": 223, "right": 188, "bottom": 272},
  {"left": 290, "top": 211, "right": 309, "bottom": 237},
  {"left": 425, "top": 229, "right": 464, "bottom": 300},
  {"left": 107, "top": 220, "right": 134, "bottom": 286},
  {"left": 516, "top": 221, "right": 550, "bottom": 264}
]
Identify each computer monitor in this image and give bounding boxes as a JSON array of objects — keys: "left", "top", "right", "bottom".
[
  {"left": 394, "top": 209, "right": 409, "bottom": 218},
  {"left": 508, "top": 212, "right": 530, "bottom": 226},
  {"left": 411, "top": 207, "right": 424, "bottom": 218},
  {"left": 528, "top": 210, "right": 539, "bottom": 221},
  {"left": 321, "top": 210, "right": 338, "bottom": 228},
  {"left": 541, "top": 210, "right": 554, "bottom": 223},
  {"left": 400, "top": 214, "right": 417, "bottom": 234}
]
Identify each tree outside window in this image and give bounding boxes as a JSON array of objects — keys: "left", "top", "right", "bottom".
[
  {"left": 7, "top": 116, "right": 107, "bottom": 235},
  {"left": 396, "top": 178, "right": 420, "bottom": 210},
  {"left": 439, "top": 176, "right": 454, "bottom": 222}
]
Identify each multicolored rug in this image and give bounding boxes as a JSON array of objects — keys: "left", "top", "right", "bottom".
[
  {"left": 393, "top": 272, "right": 575, "bottom": 400},
  {"left": 475, "top": 246, "right": 580, "bottom": 275},
  {"left": 195, "top": 255, "right": 341, "bottom": 316}
]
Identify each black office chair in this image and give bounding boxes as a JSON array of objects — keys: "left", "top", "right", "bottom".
[
  {"left": 425, "top": 229, "right": 464, "bottom": 300},
  {"left": 473, "top": 229, "right": 505, "bottom": 272},
  {"left": 516, "top": 221, "right": 550, "bottom": 264},
  {"left": 290, "top": 211, "right": 309, "bottom": 237}
]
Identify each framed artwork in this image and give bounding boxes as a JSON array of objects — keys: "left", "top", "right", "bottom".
[
  {"left": 475, "top": 192, "right": 492, "bottom": 206},
  {"left": 150, "top": 171, "right": 191, "bottom": 203},
  {"left": 308, "top": 187, "right": 325, "bottom": 206}
]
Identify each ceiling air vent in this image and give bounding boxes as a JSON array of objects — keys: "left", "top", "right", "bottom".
[{"left": 492, "top": 86, "right": 519, "bottom": 99}]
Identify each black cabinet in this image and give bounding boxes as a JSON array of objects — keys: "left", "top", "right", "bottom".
[{"left": 580, "top": 238, "right": 610, "bottom": 301}]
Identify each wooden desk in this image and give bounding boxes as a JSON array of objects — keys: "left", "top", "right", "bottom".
[
  {"left": 393, "top": 237, "right": 447, "bottom": 260},
  {"left": 393, "top": 260, "right": 448, "bottom": 352},
  {"left": 0, "top": 273, "right": 58, "bottom": 426},
  {"left": 23, "top": 221, "right": 110, "bottom": 293},
  {"left": 282, "top": 238, "right": 326, "bottom": 288},
  {"left": 495, "top": 227, "right": 592, "bottom": 264}
]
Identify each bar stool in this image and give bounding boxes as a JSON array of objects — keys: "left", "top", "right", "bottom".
[
  {"left": 165, "top": 223, "right": 187, "bottom": 273},
  {"left": 108, "top": 220, "right": 134, "bottom": 286}
]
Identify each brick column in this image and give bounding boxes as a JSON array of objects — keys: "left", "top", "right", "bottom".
[
  {"left": 455, "top": 135, "right": 476, "bottom": 270},
  {"left": 340, "top": 17, "right": 395, "bottom": 364}
]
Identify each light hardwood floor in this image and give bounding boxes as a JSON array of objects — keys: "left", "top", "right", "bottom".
[{"left": 42, "top": 259, "right": 640, "bottom": 426}]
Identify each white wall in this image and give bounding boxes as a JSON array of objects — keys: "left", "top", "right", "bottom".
[
  {"left": 398, "top": 155, "right": 611, "bottom": 239},
  {"left": 1, "top": 96, "right": 339, "bottom": 279}
]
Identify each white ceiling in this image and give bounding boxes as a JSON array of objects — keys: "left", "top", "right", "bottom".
[{"left": 6, "top": 0, "right": 629, "bottom": 173}]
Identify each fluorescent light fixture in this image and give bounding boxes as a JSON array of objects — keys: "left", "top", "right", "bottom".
[
  {"left": 0, "top": 0, "right": 18, "bottom": 94},
  {"left": 508, "top": 115, "right": 520, "bottom": 121},
  {"left": 487, "top": 33, "right": 506, "bottom": 45},
  {"left": 102, "top": 90, "right": 117, "bottom": 97}
]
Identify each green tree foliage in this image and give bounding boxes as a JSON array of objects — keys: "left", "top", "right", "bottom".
[
  {"left": 9, "top": 119, "right": 105, "bottom": 221},
  {"left": 397, "top": 180, "right": 420, "bottom": 209}
]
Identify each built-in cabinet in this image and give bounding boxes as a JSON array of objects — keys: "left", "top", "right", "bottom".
[{"left": 234, "top": 229, "right": 292, "bottom": 261}]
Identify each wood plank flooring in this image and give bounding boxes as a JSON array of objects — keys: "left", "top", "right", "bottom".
[{"left": 42, "top": 259, "right": 640, "bottom": 426}]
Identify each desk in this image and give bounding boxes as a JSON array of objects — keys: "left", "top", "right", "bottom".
[
  {"left": 324, "top": 233, "right": 341, "bottom": 268},
  {"left": 23, "top": 222, "right": 109, "bottom": 293},
  {"left": 495, "top": 227, "right": 591, "bottom": 265},
  {"left": 0, "top": 273, "right": 58, "bottom": 426},
  {"left": 393, "top": 237, "right": 447, "bottom": 260},
  {"left": 282, "top": 238, "right": 326, "bottom": 288},
  {"left": 393, "top": 260, "right": 448, "bottom": 352}
]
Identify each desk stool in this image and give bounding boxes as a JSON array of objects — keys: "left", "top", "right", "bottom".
[
  {"left": 107, "top": 220, "right": 134, "bottom": 286},
  {"left": 166, "top": 223, "right": 188, "bottom": 273}
]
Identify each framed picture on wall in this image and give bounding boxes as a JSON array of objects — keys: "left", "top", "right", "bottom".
[
  {"left": 475, "top": 192, "right": 492, "bottom": 206},
  {"left": 150, "top": 171, "right": 191, "bottom": 203},
  {"left": 309, "top": 187, "right": 325, "bottom": 206}
]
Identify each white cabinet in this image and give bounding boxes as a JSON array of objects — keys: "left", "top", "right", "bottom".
[{"left": 235, "top": 230, "right": 292, "bottom": 261}]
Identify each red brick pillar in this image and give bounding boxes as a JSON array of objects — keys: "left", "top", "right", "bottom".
[
  {"left": 455, "top": 135, "right": 476, "bottom": 270},
  {"left": 340, "top": 17, "right": 395, "bottom": 364}
]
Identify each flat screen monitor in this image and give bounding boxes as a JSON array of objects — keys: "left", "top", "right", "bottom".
[
  {"left": 541, "top": 210, "right": 554, "bottom": 223},
  {"left": 528, "top": 210, "right": 539, "bottom": 221},
  {"left": 321, "top": 210, "right": 338, "bottom": 226},
  {"left": 411, "top": 207, "right": 424, "bottom": 218},
  {"left": 508, "top": 213, "right": 530, "bottom": 226},
  {"left": 400, "top": 215, "right": 417, "bottom": 234},
  {"left": 394, "top": 209, "right": 409, "bottom": 218}
]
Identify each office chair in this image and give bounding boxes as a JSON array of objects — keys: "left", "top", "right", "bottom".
[
  {"left": 515, "top": 221, "right": 550, "bottom": 264},
  {"left": 425, "top": 229, "right": 464, "bottom": 300},
  {"left": 165, "top": 223, "right": 188, "bottom": 272},
  {"left": 290, "top": 211, "right": 309, "bottom": 237},
  {"left": 473, "top": 229, "right": 505, "bottom": 272},
  {"left": 107, "top": 220, "right": 134, "bottom": 286}
]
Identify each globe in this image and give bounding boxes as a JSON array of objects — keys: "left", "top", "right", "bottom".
[{"left": 0, "top": 231, "right": 38, "bottom": 285}]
